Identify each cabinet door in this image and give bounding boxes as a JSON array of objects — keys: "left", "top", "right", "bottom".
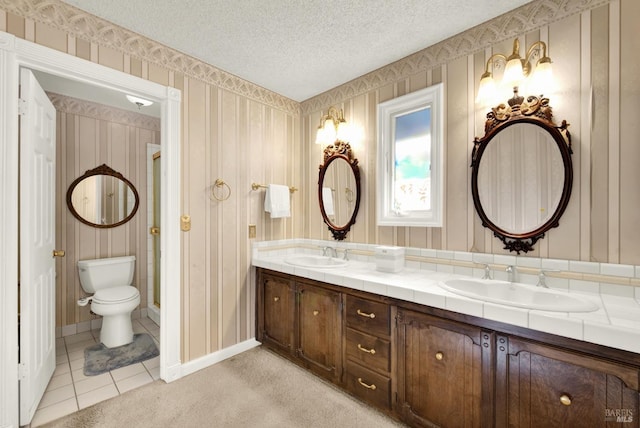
[
  {"left": 297, "top": 283, "right": 342, "bottom": 383},
  {"left": 497, "top": 335, "right": 640, "bottom": 428},
  {"left": 397, "top": 309, "right": 489, "bottom": 428},
  {"left": 261, "top": 274, "right": 295, "bottom": 354}
]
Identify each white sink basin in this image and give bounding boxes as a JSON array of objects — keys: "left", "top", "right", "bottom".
[
  {"left": 284, "top": 255, "right": 348, "bottom": 268},
  {"left": 439, "top": 279, "right": 599, "bottom": 312}
]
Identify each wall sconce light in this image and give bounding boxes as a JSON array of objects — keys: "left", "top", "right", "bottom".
[
  {"left": 315, "top": 106, "right": 350, "bottom": 145},
  {"left": 476, "top": 38, "right": 553, "bottom": 107}
]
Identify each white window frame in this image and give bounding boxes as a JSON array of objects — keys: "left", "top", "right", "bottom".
[{"left": 376, "top": 83, "right": 444, "bottom": 227}]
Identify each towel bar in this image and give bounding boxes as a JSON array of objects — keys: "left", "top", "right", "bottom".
[{"left": 251, "top": 182, "right": 297, "bottom": 193}]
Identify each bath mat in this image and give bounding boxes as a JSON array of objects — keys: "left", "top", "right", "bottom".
[{"left": 84, "top": 333, "right": 159, "bottom": 376}]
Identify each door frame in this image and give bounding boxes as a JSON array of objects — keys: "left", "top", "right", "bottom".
[{"left": 0, "top": 31, "right": 182, "bottom": 427}]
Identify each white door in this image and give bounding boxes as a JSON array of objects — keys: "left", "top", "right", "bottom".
[{"left": 19, "top": 68, "right": 57, "bottom": 425}]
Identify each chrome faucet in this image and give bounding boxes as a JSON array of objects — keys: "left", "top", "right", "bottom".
[
  {"left": 505, "top": 265, "right": 516, "bottom": 283},
  {"left": 342, "top": 249, "right": 350, "bottom": 261},
  {"left": 481, "top": 264, "right": 492, "bottom": 280},
  {"left": 537, "top": 269, "right": 559, "bottom": 288},
  {"left": 322, "top": 246, "right": 337, "bottom": 258}
]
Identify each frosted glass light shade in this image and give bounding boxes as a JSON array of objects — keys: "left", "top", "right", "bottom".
[
  {"left": 528, "top": 59, "right": 553, "bottom": 96},
  {"left": 503, "top": 58, "right": 524, "bottom": 87},
  {"left": 125, "top": 95, "right": 153, "bottom": 107},
  {"left": 315, "top": 120, "right": 336, "bottom": 145},
  {"left": 336, "top": 121, "right": 350, "bottom": 142},
  {"left": 476, "top": 74, "right": 497, "bottom": 105},
  {"left": 534, "top": 60, "right": 552, "bottom": 83}
]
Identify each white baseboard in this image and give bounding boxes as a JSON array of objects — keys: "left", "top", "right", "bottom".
[{"left": 180, "top": 339, "right": 262, "bottom": 377}]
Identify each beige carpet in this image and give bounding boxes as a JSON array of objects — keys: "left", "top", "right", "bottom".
[{"left": 44, "top": 346, "right": 406, "bottom": 427}]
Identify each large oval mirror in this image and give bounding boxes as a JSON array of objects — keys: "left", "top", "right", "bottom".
[
  {"left": 471, "top": 96, "right": 573, "bottom": 253},
  {"left": 66, "top": 164, "right": 139, "bottom": 228},
  {"left": 318, "top": 141, "right": 361, "bottom": 240}
]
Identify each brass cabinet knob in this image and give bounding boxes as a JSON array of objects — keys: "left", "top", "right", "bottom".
[
  {"left": 435, "top": 351, "right": 444, "bottom": 361},
  {"left": 273, "top": 296, "right": 280, "bottom": 302},
  {"left": 313, "top": 310, "right": 319, "bottom": 316},
  {"left": 149, "top": 226, "right": 160, "bottom": 235},
  {"left": 52, "top": 250, "right": 65, "bottom": 258},
  {"left": 560, "top": 394, "right": 572, "bottom": 406},
  {"left": 357, "top": 378, "right": 377, "bottom": 390},
  {"left": 357, "top": 344, "right": 376, "bottom": 355},
  {"left": 356, "top": 309, "right": 375, "bottom": 319}
]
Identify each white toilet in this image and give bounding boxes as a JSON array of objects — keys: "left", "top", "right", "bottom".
[{"left": 77, "top": 256, "right": 140, "bottom": 348}]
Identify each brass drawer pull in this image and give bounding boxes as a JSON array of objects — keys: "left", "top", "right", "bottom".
[
  {"left": 560, "top": 394, "right": 572, "bottom": 406},
  {"left": 356, "top": 309, "right": 376, "bottom": 319},
  {"left": 357, "top": 378, "right": 377, "bottom": 390},
  {"left": 357, "top": 344, "right": 376, "bottom": 355},
  {"left": 273, "top": 296, "right": 280, "bottom": 302},
  {"left": 435, "top": 352, "right": 444, "bottom": 361}
]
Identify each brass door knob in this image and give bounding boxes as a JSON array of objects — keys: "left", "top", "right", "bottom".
[
  {"left": 52, "top": 250, "right": 65, "bottom": 257},
  {"left": 313, "top": 310, "right": 319, "bottom": 316},
  {"left": 560, "top": 394, "right": 572, "bottom": 406},
  {"left": 435, "top": 351, "right": 444, "bottom": 360},
  {"left": 273, "top": 296, "right": 280, "bottom": 302}
]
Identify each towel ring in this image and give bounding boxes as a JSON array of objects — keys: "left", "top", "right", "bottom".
[{"left": 210, "top": 179, "right": 231, "bottom": 201}]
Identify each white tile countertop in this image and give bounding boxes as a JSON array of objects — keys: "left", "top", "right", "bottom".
[{"left": 252, "top": 243, "right": 640, "bottom": 356}]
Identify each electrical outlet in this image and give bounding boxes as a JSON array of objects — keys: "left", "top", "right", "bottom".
[{"left": 248, "top": 224, "right": 256, "bottom": 238}]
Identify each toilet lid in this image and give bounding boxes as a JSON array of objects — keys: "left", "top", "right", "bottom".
[{"left": 93, "top": 286, "right": 139, "bottom": 304}]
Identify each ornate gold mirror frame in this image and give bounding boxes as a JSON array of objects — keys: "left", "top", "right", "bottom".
[
  {"left": 471, "top": 96, "right": 573, "bottom": 254},
  {"left": 318, "top": 141, "right": 361, "bottom": 240}
]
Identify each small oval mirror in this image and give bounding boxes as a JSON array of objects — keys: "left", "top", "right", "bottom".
[
  {"left": 66, "top": 164, "right": 139, "bottom": 228},
  {"left": 318, "top": 141, "right": 361, "bottom": 240}
]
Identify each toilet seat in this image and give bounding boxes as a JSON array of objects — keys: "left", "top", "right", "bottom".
[{"left": 93, "top": 286, "right": 139, "bottom": 304}]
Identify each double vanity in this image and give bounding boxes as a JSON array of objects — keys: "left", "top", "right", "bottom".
[
  {"left": 254, "top": 92, "right": 640, "bottom": 426},
  {"left": 254, "top": 242, "right": 640, "bottom": 427}
]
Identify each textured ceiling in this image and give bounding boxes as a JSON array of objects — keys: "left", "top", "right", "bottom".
[{"left": 59, "top": 0, "right": 534, "bottom": 102}]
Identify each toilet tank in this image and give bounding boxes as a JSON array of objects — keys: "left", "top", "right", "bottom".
[{"left": 77, "top": 256, "right": 135, "bottom": 293}]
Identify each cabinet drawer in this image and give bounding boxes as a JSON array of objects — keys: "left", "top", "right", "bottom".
[
  {"left": 345, "top": 361, "right": 391, "bottom": 410},
  {"left": 346, "top": 328, "right": 390, "bottom": 373},
  {"left": 345, "top": 295, "right": 390, "bottom": 337}
]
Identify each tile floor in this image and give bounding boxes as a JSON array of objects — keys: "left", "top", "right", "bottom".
[{"left": 31, "top": 317, "right": 160, "bottom": 427}]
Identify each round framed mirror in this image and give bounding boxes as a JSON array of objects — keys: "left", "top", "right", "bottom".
[
  {"left": 471, "top": 96, "right": 573, "bottom": 253},
  {"left": 66, "top": 164, "right": 140, "bottom": 228},
  {"left": 318, "top": 141, "right": 361, "bottom": 240}
]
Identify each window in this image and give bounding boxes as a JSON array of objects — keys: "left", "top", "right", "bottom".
[{"left": 377, "top": 83, "right": 443, "bottom": 227}]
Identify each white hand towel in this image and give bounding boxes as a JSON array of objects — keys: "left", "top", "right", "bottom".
[
  {"left": 322, "top": 187, "right": 335, "bottom": 216},
  {"left": 264, "top": 184, "right": 291, "bottom": 218}
]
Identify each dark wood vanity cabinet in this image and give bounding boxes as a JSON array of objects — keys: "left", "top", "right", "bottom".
[
  {"left": 496, "top": 334, "right": 640, "bottom": 428},
  {"left": 396, "top": 308, "right": 492, "bottom": 427},
  {"left": 256, "top": 268, "right": 640, "bottom": 427},
  {"left": 257, "top": 270, "right": 342, "bottom": 384}
]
